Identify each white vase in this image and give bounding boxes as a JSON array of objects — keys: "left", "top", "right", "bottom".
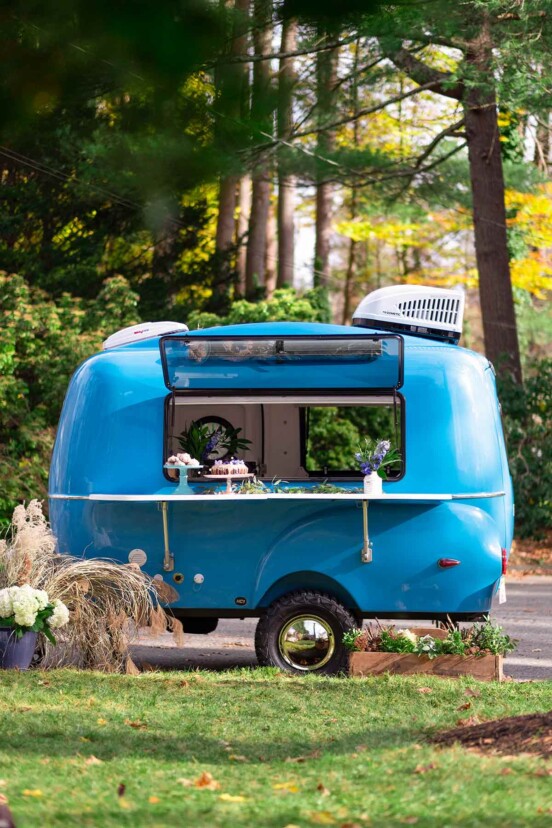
[{"left": 363, "top": 472, "right": 383, "bottom": 496}]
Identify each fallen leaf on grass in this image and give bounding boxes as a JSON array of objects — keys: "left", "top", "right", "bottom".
[
  {"left": 37, "top": 679, "right": 50, "bottom": 686},
  {"left": 414, "top": 763, "right": 437, "bottom": 774},
  {"left": 400, "top": 818, "right": 419, "bottom": 825},
  {"left": 84, "top": 756, "right": 103, "bottom": 766},
  {"left": 341, "top": 823, "right": 362, "bottom": 828},
  {"left": 285, "top": 750, "right": 321, "bottom": 763},
  {"left": 272, "top": 782, "right": 299, "bottom": 793},
  {"left": 96, "top": 718, "right": 108, "bottom": 726},
  {"left": 124, "top": 719, "right": 147, "bottom": 730},
  {"left": 457, "top": 702, "right": 471, "bottom": 711},
  {"left": 500, "top": 768, "right": 513, "bottom": 776},
  {"left": 177, "top": 778, "right": 193, "bottom": 787},
  {"left": 16, "top": 706, "right": 32, "bottom": 713},
  {"left": 464, "top": 688, "right": 481, "bottom": 698},
  {"left": 218, "top": 793, "right": 249, "bottom": 803},
  {"left": 117, "top": 784, "right": 126, "bottom": 797},
  {"left": 148, "top": 796, "right": 160, "bottom": 804},
  {"left": 533, "top": 768, "right": 552, "bottom": 777},
  {"left": 316, "top": 783, "right": 330, "bottom": 797},
  {"left": 417, "top": 687, "right": 432, "bottom": 694},
  {"left": 22, "top": 790, "right": 43, "bottom": 798},
  {"left": 456, "top": 716, "right": 481, "bottom": 727},
  {"left": 194, "top": 772, "right": 220, "bottom": 790},
  {"left": 308, "top": 811, "right": 337, "bottom": 824},
  {"left": 228, "top": 754, "right": 247, "bottom": 762},
  {"left": 79, "top": 737, "right": 91, "bottom": 743}
]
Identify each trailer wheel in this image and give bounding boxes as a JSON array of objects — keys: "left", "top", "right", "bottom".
[{"left": 255, "top": 591, "right": 355, "bottom": 675}]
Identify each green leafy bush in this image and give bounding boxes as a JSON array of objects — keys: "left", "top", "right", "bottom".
[
  {"left": 497, "top": 358, "right": 552, "bottom": 538},
  {"left": 0, "top": 273, "right": 139, "bottom": 526}
]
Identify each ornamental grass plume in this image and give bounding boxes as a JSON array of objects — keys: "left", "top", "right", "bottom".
[{"left": 0, "top": 501, "right": 182, "bottom": 672}]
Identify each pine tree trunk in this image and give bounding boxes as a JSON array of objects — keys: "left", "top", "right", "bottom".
[
  {"left": 215, "top": 176, "right": 238, "bottom": 254},
  {"left": 213, "top": 0, "right": 250, "bottom": 306},
  {"left": 314, "top": 31, "right": 338, "bottom": 287},
  {"left": 245, "top": 0, "right": 273, "bottom": 297},
  {"left": 342, "top": 38, "right": 360, "bottom": 325},
  {"left": 236, "top": 174, "right": 251, "bottom": 294},
  {"left": 464, "top": 40, "right": 522, "bottom": 382},
  {"left": 277, "top": 15, "right": 297, "bottom": 288},
  {"left": 265, "top": 194, "right": 277, "bottom": 295}
]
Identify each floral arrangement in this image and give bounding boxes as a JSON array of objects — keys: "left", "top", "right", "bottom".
[
  {"left": 343, "top": 620, "right": 516, "bottom": 658},
  {"left": 0, "top": 585, "right": 69, "bottom": 644},
  {"left": 355, "top": 438, "right": 401, "bottom": 478},
  {"left": 178, "top": 421, "right": 251, "bottom": 464}
]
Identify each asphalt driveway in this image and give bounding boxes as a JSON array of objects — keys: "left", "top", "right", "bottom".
[{"left": 132, "top": 576, "right": 552, "bottom": 681}]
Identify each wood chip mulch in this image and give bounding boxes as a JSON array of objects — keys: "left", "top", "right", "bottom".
[
  {"left": 508, "top": 532, "right": 552, "bottom": 577},
  {"left": 432, "top": 711, "right": 552, "bottom": 758}
]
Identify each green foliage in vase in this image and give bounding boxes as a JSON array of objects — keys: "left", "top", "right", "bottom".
[{"left": 178, "top": 421, "right": 251, "bottom": 464}]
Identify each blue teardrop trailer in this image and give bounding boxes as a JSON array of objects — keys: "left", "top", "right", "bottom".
[{"left": 49, "top": 286, "right": 513, "bottom": 674}]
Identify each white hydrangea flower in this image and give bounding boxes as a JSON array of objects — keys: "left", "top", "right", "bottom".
[
  {"left": 49, "top": 599, "right": 70, "bottom": 629},
  {"left": 0, "top": 588, "right": 14, "bottom": 619},
  {"left": 34, "top": 589, "right": 50, "bottom": 611},
  {"left": 396, "top": 628, "right": 418, "bottom": 644},
  {"left": 13, "top": 609, "right": 37, "bottom": 627},
  {"left": 10, "top": 586, "right": 39, "bottom": 628}
]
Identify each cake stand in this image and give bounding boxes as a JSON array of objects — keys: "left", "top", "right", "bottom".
[
  {"left": 203, "top": 472, "right": 254, "bottom": 495},
  {"left": 164, "top": 464, "right": 204, "bottom": 495}
]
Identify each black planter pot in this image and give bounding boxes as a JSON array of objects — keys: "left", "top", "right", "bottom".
[{"left": 0, "top": 628, "right": 38, "bottom": 670}]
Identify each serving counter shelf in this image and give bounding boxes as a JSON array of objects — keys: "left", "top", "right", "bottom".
[{"left": 75, "top": 490, "right": 505, "bottom": 571}]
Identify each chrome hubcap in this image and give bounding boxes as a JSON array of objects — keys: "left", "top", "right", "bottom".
[{"left": 278, "top": 614, "right": 335, "bottom": 671}]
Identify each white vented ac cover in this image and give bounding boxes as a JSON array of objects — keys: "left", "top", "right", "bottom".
[
  {"left": 102, "top": 321, "right": 188, "bottom": 350},
  {"left": 353, "top": 285, "right": 464, "bottom": 344}
]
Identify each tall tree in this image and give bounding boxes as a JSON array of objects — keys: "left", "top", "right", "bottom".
[
  {"left": 276, "top": 13, "right": 298, "bottom": 287},
  {"left": 314, "top": 26, "right": 339, "bottom": 286},
  {"left": 213, "top": 0, "right": 251, "bottom": 307},
  {"left": 245, "top": 0, "right": 274, "bottom": 296},
  {"left": 380, "top": 7, "right": 523, "bottom": 382}
]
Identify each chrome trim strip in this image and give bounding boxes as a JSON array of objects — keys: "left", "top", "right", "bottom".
[{"left": 50, "top": 491, "right": 505, "bottom": 502}]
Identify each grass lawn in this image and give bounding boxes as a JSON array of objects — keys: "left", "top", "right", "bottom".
[{"left": 0, "top": 669, "right": 550, "bottom": 827}]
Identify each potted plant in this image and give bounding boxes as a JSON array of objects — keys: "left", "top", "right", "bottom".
[
  {"left": 0, "top": 500, "right": 176, "bottom": 673},
  {"left": 0, "top": 585, "right": 69, "bottom": 669},
  {"left": 344, "top": 620, "right": 516, "bottom": 681},
  {"left": 355, "top": 438, "right": 401, "bottom": 495},
  {"left": 178, "top": 418, "right": 251, "bottom": 465}
]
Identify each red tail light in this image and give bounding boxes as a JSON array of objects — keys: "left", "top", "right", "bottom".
[
  {"left": 502, "top": 548, "right": 508, "bottom": 576},
  {"left": 438, "top": 558, "right": 461, "bottom": 568}
]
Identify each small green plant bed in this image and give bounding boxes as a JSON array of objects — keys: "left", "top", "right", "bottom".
[
  {"left": 344, "top": 620, "right": 517, "bottom": 658},
  {"left": 0, "top": 669, "right": 550, "bottom": 827}
]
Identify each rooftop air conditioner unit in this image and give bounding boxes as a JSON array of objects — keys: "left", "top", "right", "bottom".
[
  {"left": 102, "top": 321, "right": 188, "bottom": 350},
  {"left": 352, "top": 285, "right": 464, "bottom": 344}
]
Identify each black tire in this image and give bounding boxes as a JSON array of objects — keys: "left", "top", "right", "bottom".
[{"left": 255, "top": 590, "right": 356, "bottom": 675}]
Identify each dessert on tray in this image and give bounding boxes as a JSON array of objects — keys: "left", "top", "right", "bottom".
[
  {"left": 210, "top": 458, "right": 249, "bottom": 475},
  {"left": 166, "top": 452, "right": 201, "bottom": 467}
]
